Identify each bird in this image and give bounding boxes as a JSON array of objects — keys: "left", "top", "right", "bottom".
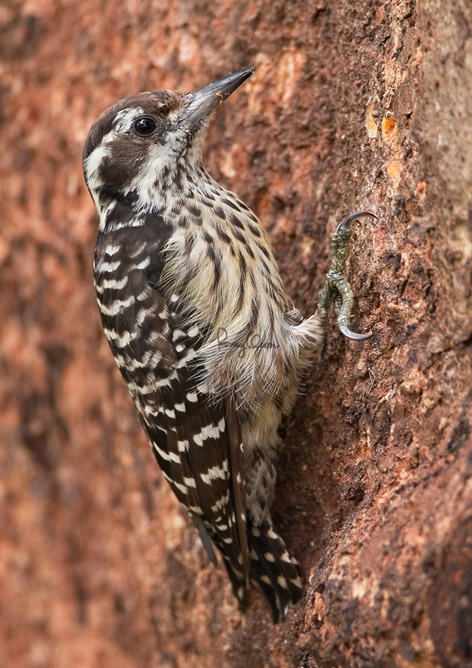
[{"left": 82, "top": 66, "right": 373, "bottom": 622}]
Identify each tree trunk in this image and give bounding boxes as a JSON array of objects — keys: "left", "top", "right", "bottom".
[{"left": 1, "top": 0, "right": 471, "bottom": 666}]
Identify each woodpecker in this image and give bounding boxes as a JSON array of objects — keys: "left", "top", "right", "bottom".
[{"left": 82, "top": 67, "right": 373, "bottom": 622}]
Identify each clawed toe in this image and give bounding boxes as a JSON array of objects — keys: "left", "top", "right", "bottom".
[
  {"left": 338, "top": 323, "right": 372, "bottom": 341},
  {"left": 317, "top": 211, "right": 376, "bottom": 341},
  {"left": 334, "top": 210, "right": 378, "bottom": 236}
]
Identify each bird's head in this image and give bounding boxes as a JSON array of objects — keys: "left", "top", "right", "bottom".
[{"left": 83, "top": 67, "right": 254, "bottom": 211}]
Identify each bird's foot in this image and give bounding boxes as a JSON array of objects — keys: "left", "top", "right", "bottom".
[{"left": 317, "top": 211, "right": 377, "bottom": 341}]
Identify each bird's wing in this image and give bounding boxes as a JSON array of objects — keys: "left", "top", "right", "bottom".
[
  {"left": 124, "top": 254, "right": 249, "bottom": 581},
  {"left": 95, "top": 225, "right": 249, "bottom": 596}
]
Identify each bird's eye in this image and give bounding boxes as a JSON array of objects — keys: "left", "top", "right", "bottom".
[{"left": 133, "top": 117, "right": 157, "bottom": 136}]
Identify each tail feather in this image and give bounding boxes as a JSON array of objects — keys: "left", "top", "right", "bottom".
[
  {"left": 220, "top": 553, "right": 250, "bottom": 611},
  {"left": 248, "top": 520, "right": 303, "bottom": 622},
  {"left": 218, "top": 519, "right": 303, "bottom": 622}
]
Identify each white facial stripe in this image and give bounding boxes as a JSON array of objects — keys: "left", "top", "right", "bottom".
[
  {"left": 114, "top": 107, "right": 146, "bottom": 133},
  {"left": 85, "top": 145, "right": 111, "bottom": 183}
]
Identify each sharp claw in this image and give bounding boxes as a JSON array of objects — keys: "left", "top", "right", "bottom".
[
  {"left": 335, "top": 210, "right": 378, "bottom": 235},
  {"left": 338, "top": 324, "right": 373, "bottom": 341},
  {"left": 320, "top": 210, "right": 377, "bottom": 342}
]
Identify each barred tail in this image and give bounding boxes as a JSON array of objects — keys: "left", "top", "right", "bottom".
[
  {"left": 247, "top": 520, "right": 303, "bottom": 622},
  {"left": 221, "top": 519, "right": 303, "bottom": 622}
]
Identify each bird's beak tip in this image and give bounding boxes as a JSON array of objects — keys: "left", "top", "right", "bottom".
[{"left": 179, "top": 67, "right": 255, "bottom": 130}]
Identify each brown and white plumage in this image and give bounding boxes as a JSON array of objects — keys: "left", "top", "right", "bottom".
[{"left": 82, "top": 68, "right": 367, "bottom": 621}]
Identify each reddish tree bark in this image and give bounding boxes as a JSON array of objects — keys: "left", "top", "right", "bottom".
[{"left": 1, "top": 0, "right": 471, "bottom": 666}]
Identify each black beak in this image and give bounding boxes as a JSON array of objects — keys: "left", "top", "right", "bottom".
[{"left": 179, "top": 67, "right": 255, "bottom": 131}]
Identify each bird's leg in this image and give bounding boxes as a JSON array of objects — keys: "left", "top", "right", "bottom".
[{"left": 317, "top": 211, "right": 376, "bottom": 341}]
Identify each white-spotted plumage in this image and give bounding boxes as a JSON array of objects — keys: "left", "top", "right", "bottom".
[{"left": 82, "top": 69, "right": 365, "bottom": 622}]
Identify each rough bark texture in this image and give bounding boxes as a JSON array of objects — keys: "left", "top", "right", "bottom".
[{"left": 1, "top": 0, "right": 471, "bottom": 666}]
